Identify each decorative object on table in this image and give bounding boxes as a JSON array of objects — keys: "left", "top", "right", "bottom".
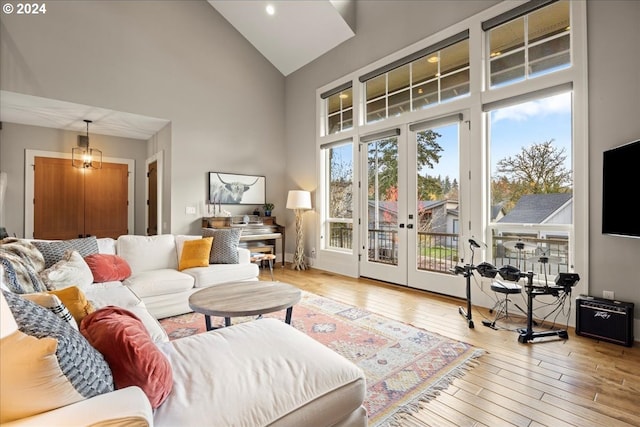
[
  {"left": 286, "top": 190, "right": 311, "bottom": 270},
  {"left": 252, "top": 208, "right": 260, "bottom": 216},
  {"left": 262, "top": 202, "right": 274, "bottom": 217},
  {"left": 208, "top": 172, "right": 265, "bottom": 205},
  {"left": 72, "top": 119, "right": 102, "bottom": 169},
  {"left": 159, "top": 290, "right": 485, "bottom": 427}
]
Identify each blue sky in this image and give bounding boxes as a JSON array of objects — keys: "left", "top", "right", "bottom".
[
  {"left": 332, "top": 91, "right": 572, "bottom": 184},
  {"left": 427, "top": 92, "right": 572, "bottom": 180}
]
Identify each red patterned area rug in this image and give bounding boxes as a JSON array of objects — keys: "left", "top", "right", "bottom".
[{"left": 159, "top": 291, "right": 485, "bottom": 427}]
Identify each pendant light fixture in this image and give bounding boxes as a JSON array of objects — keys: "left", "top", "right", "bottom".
[{"left": 72, "top": 119, "right": 102, "bottom": 169}]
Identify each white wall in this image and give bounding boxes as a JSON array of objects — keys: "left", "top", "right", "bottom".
[{"left": 0, "top": 0, "right": 286, "bottom": 235}]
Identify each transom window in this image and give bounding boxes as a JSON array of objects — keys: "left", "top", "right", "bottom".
[
  {"left": 361, "top": 34, "right": 469, "bottom": 125},
  {"left": 486, "top": 0, "right": 570, "bottom": 88},
  {"left": 323, "top": 84, "right": 353, "bottom": 135}
]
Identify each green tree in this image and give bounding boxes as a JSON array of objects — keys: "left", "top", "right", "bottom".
[
  {"left": 492, "top": 139, "right": 572, "bottom": 210},
  {"left": 367, "top": 130, "right": 443, "bottom": 201}
]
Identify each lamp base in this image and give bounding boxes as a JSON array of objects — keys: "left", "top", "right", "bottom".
[{"left": 291, "top": 209, "right": 307, "bottom": 271}]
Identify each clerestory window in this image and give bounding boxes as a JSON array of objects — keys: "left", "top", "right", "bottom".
[
  {"left": 359, "top": 31, "right": 470, "bottom": 124},
  {"left": 484, "top": 0, "right": 571, "bottom": 88}
]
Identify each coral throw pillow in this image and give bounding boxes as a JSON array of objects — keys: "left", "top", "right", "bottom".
[
  {"left": 84, "top": 253, "right": 132, "bottom": 283},
  {"left": 80, "top": 306, "right": 173, "bottom": 409},
  {"left": 178, "top": 237, "right": 213, "bottom": 271}
]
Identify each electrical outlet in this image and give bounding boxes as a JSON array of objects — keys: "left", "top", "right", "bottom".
[
  {"left": 185, "top": 206, "right": 196, "bottom": 215},
  {"left": 311, "top": 248, "right": 316, "bottom": 258},
  {"left": 603, "top": 290, "right": 614, "bottom": 300}
]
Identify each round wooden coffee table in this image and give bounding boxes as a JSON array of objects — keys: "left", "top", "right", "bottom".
[{"left": 189, "top": 281, "right": 301, "bottom": 330}]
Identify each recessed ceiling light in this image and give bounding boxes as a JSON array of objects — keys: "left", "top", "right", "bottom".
[
  {"left": 266, "top": 4, "right": 275, "bottom": 15},
  {"left": 427, "top": 56, "right": 439, "bottom": 63}
]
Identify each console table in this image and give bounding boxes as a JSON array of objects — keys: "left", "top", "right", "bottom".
[{"left": 202, "top": 216, "right": 285, "bottom": 267}]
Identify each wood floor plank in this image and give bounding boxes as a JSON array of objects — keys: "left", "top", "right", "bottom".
[{"left": 261, "top": 266, "right": 640, "bottom": 427}]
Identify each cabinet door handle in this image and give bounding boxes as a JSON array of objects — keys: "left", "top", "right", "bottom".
[
  {"left": 407, "top": 224, "right": 414, "bottom": 229},
  {"left": 399, "top": 223, "right": 405, "bottom": 228}
]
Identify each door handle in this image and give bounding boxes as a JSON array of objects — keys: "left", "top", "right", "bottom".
[
  {"left": 407, "top": 224, "right": 414, "bottom": 229},
  {"left": 399, "top": 224, "right": 405, "bottom": 228}
]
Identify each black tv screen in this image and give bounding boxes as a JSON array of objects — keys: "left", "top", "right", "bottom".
[{"left": 602, "top": 139, "right": 640, "bottom": 238}]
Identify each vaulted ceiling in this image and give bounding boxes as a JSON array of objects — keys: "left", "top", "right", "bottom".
[{"left": 0, "top": 1, "right": 355, "bottom": 139}]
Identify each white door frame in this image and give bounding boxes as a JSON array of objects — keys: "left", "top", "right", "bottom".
[{"left": 145, "top": 151, "right": 163, "bottom": 235}]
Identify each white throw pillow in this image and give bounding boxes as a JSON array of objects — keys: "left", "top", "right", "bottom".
[{"left": 39, "top": 250, "right": 94, "bottom": 290}]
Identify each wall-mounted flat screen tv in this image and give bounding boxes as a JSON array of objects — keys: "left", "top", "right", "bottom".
[{"left": 602, "top": 139, "right": 640, "bottom": 238}]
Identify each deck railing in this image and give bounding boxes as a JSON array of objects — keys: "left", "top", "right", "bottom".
[{"left": 329, "top": 226, "right": 569, "bottom": 277}]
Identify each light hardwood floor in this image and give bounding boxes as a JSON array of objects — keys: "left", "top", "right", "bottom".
[{"left": 258, "top": 264, "right": 640, "bottom": 427}]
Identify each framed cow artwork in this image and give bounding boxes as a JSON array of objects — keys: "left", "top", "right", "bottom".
[{"left": 208, "top": 172, "right": 266, "bottom": 205}]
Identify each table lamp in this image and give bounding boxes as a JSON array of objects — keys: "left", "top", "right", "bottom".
[{"left": 286, "top": 190, "right": 311, "bottom": 270}]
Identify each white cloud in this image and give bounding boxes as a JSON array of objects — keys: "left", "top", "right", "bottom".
[{"left": 492, "top": 92, "right": 571, "bottom": 123}]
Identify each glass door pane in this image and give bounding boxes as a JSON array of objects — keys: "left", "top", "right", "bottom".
[
  {"left": 407, "top": 116, "right": 467, "bottom": 298},
  {"left": 360, "top": 132, "right": 407, "bottom": 285}
]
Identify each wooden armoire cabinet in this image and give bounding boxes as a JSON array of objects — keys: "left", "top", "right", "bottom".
[{"left": 33, "top": 156, "right": 128, "bottom": 240}]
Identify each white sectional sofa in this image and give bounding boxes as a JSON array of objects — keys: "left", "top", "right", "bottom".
[
  {"left": 113, "top": 234, "right": 259, "bottom": 319},
  {"left": 0, "top": 235, "right": 369, "bottom": 426}
]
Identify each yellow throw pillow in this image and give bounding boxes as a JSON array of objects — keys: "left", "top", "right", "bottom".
[
  {"left": 47, "top": 286, "right": 95, "bottom": 325},
  {"left": 178, "top": 237, "right": 213, "bottom": 271}
]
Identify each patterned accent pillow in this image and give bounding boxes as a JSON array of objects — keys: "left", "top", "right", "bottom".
[
  {"left": 33, "top": 236, "right": 99, "bottom": 269},
  {"left": 0, "top": 290, "right": 113, "bottom": 422},
  {"left": 22, "top": 292, "right": 79, "bottom": 330},
  {"left": 202, "top": 228, "right": 241, "bottom": 264}
]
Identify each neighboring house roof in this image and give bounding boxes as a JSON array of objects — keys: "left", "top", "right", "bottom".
[
  {"left": 498, "top": 193, "right": 572, "bottom": 224},
  {"left": 491, "top": 204, "right": 505, "bottom": 221}
]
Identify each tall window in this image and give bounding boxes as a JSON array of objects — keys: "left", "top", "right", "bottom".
[
  {"left": 487, "top": 91, "right": 573, "bottom": 276},
  {"left": 486, "top": 0, "right": 570, "bottom": 87},
  {"left": 324, "top": 141, "right": 353, "bottom": 251}
]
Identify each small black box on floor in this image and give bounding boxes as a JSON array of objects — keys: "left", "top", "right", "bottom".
[{"left": 576, "top": 297, "right": 634, "bottom": 347}]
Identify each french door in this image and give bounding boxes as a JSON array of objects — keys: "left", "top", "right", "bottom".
[{"left": 359, "top": 112, "right": 468, "bottom": 298}]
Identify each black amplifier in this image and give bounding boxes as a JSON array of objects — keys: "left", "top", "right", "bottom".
[{"left": 576, "top": 297, "right": 634, "bottom": 347}]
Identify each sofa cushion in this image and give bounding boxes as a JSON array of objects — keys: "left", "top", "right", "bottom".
[
  {"left": 22, "top": 292, "right": 79, "bottom": 330},
  {"left": 178, "top": 237, "right": 213, "bottom": 271},
  {"left": 85, "top": 253, "right": 132, "bottom": 282},
  {"left": 154, "top": 318, "right": 365, "bottom": 427},
  {"left": 39, "top": 250, "right": 94, "bottom": 290},
  {"left": 202, "top": 228, "right": 242, "bottom": 264},
  {"left": 33, "top": 236, "right": 99, "bottom": 269},
  {"left": 47, "top": 286, "right": 96, "bottom": 325},
  {"left": 117, "top": 235, "right": 178, "bottom": 273},
  {"left": 80, "top": 307, "right": 173, "bottom": 409},
  {"left": 183, "top": 263, "right": 260, "bottom": 288},
  {"left": 83, "top": 281, "right": 168, "bottom": 343},
  {"left": 0, "top": 291, "right": 113, "bottom": 423},
  {"left": 123, "top": 269, "right": 194, "bottom": 298}
]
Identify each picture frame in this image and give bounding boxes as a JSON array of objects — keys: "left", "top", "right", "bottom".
[{"left": 208, "top": 172, "right": 266, "bottom": 205}]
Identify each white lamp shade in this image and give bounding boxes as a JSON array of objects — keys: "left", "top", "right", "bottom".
[{"left": 286, "top": 190, "right": 311, "bottom": 210}]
